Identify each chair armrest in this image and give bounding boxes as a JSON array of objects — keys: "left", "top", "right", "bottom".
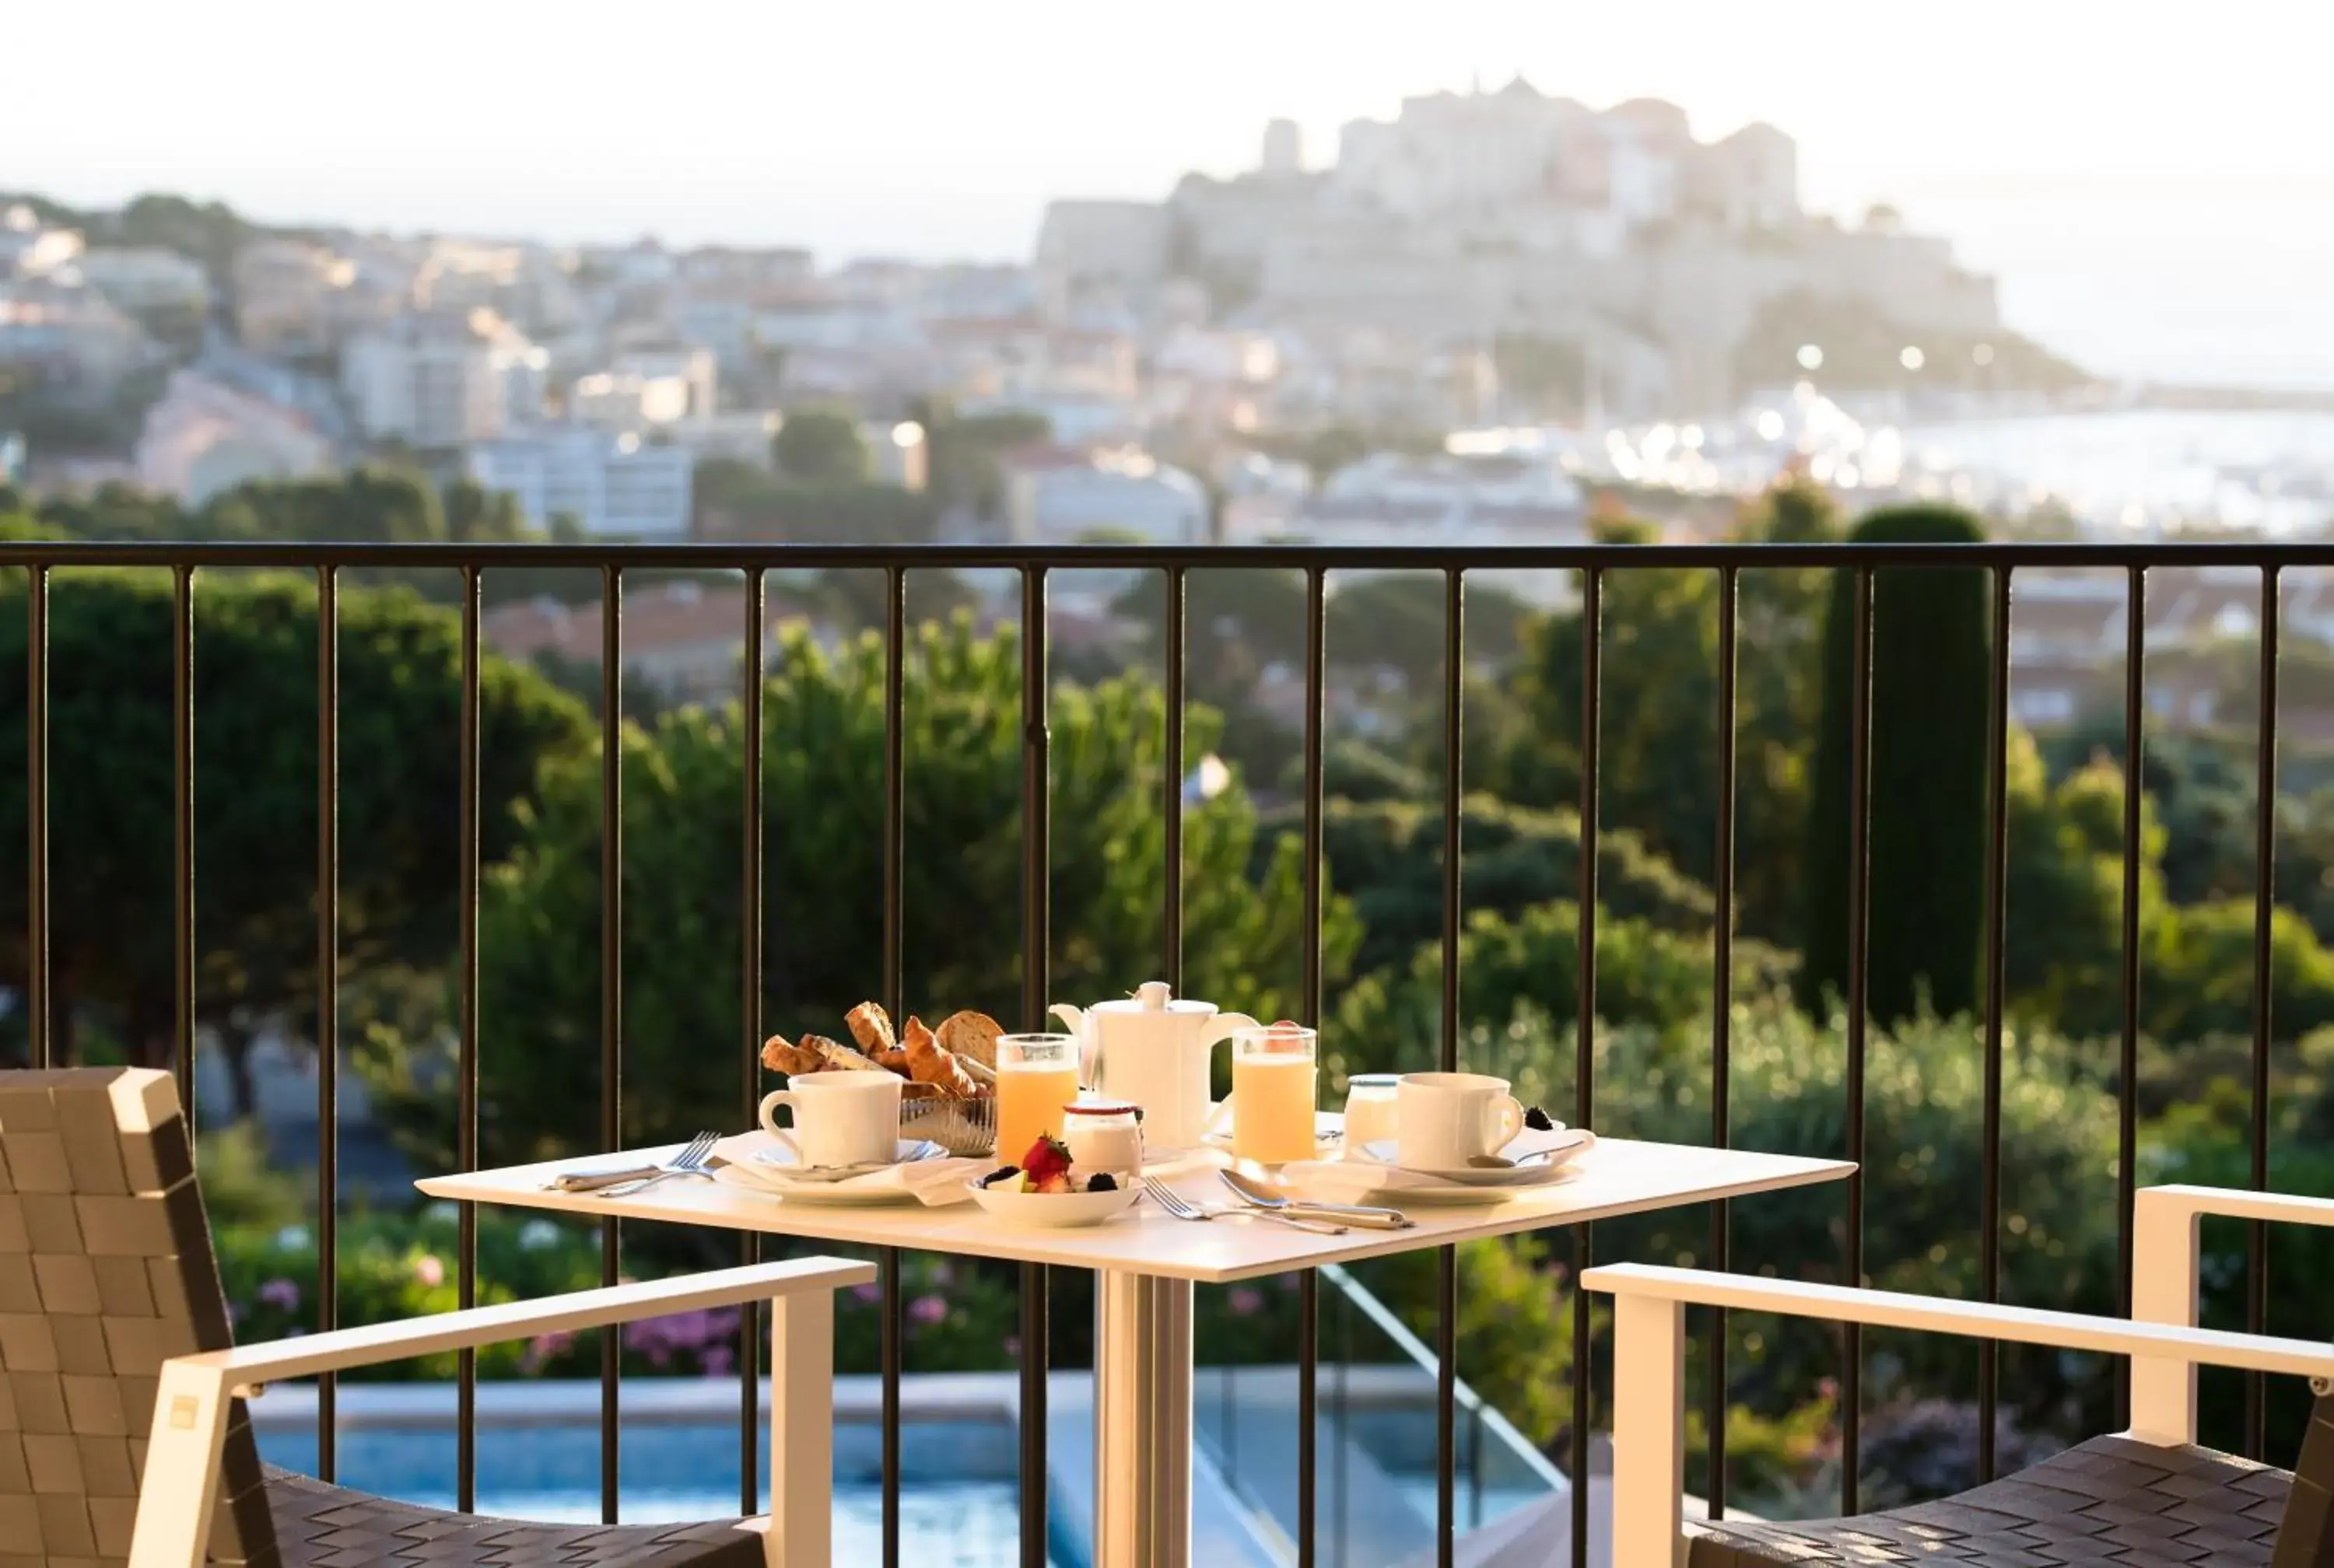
[
  {"left": 130, "top": 1257, "right": 872, "bottom": 1568},
  {"left": 184, "top": 1256, "right": 874, "bottom": 1393},
  {"left": 1582, "top": 1262, "right": 2334, "bottom": 1381},
  {"left": 1587, "top": 1262, "right": 2334, "bottom": 1568},
  {"left": 2132, "top": 1184, "right": 2334, "bottom": 1444},
  {"left": 2142, "top": 1185, "right": 2334, "bottom": 1230}
]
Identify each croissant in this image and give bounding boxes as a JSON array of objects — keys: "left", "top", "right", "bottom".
[{"left": 902, "top": 1013, "right": 978, "bottom": 1098}]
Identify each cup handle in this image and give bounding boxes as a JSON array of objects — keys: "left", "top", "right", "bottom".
[
  {"left": 757, "top": 1090, "right": 803, "bottom": 1160},
  {"left": 1202, "top": 1094, "right": 1235, "bottom": 1139},
  {"left": 1489, "top": 1096, "right": 1526, "bottom": 1153}
]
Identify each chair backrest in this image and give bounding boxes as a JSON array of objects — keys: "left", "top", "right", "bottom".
[
  {"left": 2276, "top": 1391, "right": 2334, "bottom": 1568},
  {"left": 0, "top": 1066, "right": 277, "bottom": 1567}
]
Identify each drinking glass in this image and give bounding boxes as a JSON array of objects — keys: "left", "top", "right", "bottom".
[
  {"left": 1231, "top": 1024, "right": 1319, "bottom": 1164},
  {"left": 995, "top": 1033, "right": 1081, "bottom": 1164}
]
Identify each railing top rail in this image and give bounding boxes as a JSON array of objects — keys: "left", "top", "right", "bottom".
[{"left": 0, "top": 540, "right": 2327, "bottom": 571}]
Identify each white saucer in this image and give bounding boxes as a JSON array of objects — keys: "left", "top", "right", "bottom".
[
  {"left": 1346, "top": 1127, "right": 1596, "bottom": 1188},
  {"left": 731, "top": 1140, "right": 948, "bottom": 1205}
]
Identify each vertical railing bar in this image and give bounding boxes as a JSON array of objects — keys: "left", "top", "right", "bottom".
[
  {"left": 1841, "top": 565, "right": 1873, "bottom": 1515},
  {"left": 1163, "top": 565, "right": 1186, "bottom": 989},
  {"left": 172, "top": 564, "right": 194, "bottom": 1122},
  {"left": 1570, "top": 565, "right": 1601, "bottom": 1568},
  {"left": 1299, "top": 564, "right": 1326, "bottom": 1568},
  {"left": 457, "top": 563, "right": 482, "bottom": 1512},
  {"left": 2116, "top": 565, "right": 2145, "bottom": 1430},
  {"left": 739, "top": 565, "right": 766, "bottom": 1517},
  {"left": 1977, "top": 564, "right": 2012, "bottom": 1483},
  {"left": 1018, "top": 565, "right": 1050, "bottom": 1568},
  {"left": 1707, "top": 562, "right": 1738, "bottom": 1517},
  {"left": 315, "top": 564, "right": 340, "bottom": 1483},
  {"left": 600, "top": 564, "right": 622, "bottom": 1524},
  {"left": 24, "top": 563, "right": 47, "bottom": 1069},
  {"left": 2245, "top": 565, "right": 2279, "bottom": 1461},
  {"left": 1436, "top": 567, "right": 1464, "bottom": 1568},
  {"left": 882, "top": 562, "right": 906, "bottom": 1568}
]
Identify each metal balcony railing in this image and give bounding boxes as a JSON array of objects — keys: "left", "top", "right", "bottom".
[{"left": 5, "top": 535, "right": 2327, "bottom": 1568}]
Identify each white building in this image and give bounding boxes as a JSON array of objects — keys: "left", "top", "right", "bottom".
[
  {"left": 1002, "top": 446, "right": 1207, "bottom": 544},
  {"left": 665, "top": 411, "right": 781, "bottom": 470},
  {"left": 342, "top": 310, "right": 545, "bottom": 448},
  {"left": 610, "top": 344, "right": 716, "bottom": 417},
  {"left": 466, "top": 423, "right": 693, "bottom": 538},
  {"left": 134, "top": 369, "right": 334, "bottom": 505},
  {"left": 1032, "top": 201, "right": 1172, "bottom": 317},
  {"left": 70, "top": 247, "right": 212, "bottom": 317},
  {"left": 0, "top": 280, "right": 149, "bottom": 391},
  {"left": 0, "top": 207, "right": 83, "bottom": 280}
]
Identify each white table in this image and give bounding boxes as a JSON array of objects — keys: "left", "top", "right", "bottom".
[{"left": 420, "top": 1135, "right": 1852, "bottom": 1568}]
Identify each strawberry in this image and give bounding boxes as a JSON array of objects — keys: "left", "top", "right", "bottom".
[{"left": 1021, "top": 1134, "right": 1073, "bottom": 1181}]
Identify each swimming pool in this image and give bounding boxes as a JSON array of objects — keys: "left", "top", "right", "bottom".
[{"left": 255, "top": 1418, "right": 1059, "bottom": 1568}]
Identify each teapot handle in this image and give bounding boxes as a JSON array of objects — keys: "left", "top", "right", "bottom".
[{"left": 1201, "top": 1012, "right": 1260, "bottom": 1046}]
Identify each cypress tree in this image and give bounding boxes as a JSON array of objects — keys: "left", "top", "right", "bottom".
[{"left": 1796, "top": 504, "right": 1992, "bottom": 1023}]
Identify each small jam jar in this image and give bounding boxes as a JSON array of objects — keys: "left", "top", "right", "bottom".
[
  {"left": 1341, "top": 1073, "right": 1402, "bottom": 1152},
  {"left": 1062, "top": 1100, "right": 1144, "bottom": 1176}
]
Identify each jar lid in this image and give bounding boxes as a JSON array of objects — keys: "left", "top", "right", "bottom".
[{"left": 1063, "top": 1100, "right": 1142, "bottom": 1118}]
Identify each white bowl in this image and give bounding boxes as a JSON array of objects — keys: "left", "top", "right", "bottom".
[{"left": 965, "top": 1177, "right": 1142, "bottom": 1227}]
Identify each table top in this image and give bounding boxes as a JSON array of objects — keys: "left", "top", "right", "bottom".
[{"left": 417, "top": 1133, "right": 1852, "bottom": 1286}]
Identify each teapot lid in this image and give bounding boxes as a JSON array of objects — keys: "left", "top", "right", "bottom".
[{"left": 1088, "top": 979, "right": 1218, "bottom": 1016}]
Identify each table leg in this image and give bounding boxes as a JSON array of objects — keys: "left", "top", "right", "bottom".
[{"left": 1094, "top": 1269, "right": 1194, "bottom": 1568}]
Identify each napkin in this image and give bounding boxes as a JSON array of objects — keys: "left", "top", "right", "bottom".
[{"left": 708, "top": 1136, "right": 985, "bottom": 1206}]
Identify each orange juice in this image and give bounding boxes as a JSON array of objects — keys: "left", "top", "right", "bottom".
[
  {"left": 997, "top": 1059, "right": 1081, "bottom": 1164},
  {"left": 1232, "top": 1052, "right": 1319, "bottom": 1164}
]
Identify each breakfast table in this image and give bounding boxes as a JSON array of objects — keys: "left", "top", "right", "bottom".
[{"left": 419, "top": 1131, "right": 1852, "bottom": 1568}]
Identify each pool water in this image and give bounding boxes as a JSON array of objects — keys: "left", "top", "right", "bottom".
[{"left": 256, "top": 1423, "right": 1055, "bottom": 1568}]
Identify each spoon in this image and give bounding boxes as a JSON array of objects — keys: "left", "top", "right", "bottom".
[{"left": 1467, "top": 1146, "right": 1564, "bottom": 1171}]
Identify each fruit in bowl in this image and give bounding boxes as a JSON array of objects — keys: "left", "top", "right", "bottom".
[{"left": 965, "top": 1136, "right": 1141, "bottom": 1226}]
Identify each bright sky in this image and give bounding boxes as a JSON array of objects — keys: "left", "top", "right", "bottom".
[{"left": 9, "top": 2, "right": 2333, "bottom": 380}]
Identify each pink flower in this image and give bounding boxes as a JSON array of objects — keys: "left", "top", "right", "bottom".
[
  {"left": 1004, "top": 1336, "right": 1022, "bottom": 1359},
  {"left": 412, "top": 1255, "right": 446, "bottom": 1289},
  {"left": 852, "top": 1283, "right": 881, "bottom": 1304},
  {"left": 258, "top": 1278, "right": 300, "bottom": 1311},
  {"left": 909, "top": 1294, "right": 948, "bottom": 1327},
  {"left": 1228, "top": 1288, "right": 1264, "bottom": 1317}
]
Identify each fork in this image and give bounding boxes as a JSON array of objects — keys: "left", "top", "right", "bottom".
[
  {"left": 551, "top": 1130, "right": 720, "bottom": 1197},
  {"left": 1149, "top": 1183, "right": 1347, "bottom": 1235}
]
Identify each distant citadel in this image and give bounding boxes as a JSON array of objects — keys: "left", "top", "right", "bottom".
[{"left": 1035, "top": 77, "right": 2005, "bottom": 411}]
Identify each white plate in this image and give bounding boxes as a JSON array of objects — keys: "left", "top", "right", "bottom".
[
  {"left": 964, "top": 1177, "right": 1143, "bottom": 1227},
  {"left": 1200, "top": 1111, "right": 1346, "bottom": 1158},
  {"left": 1341, "top": 1129, "right": 1597, "bottom": 1193}
]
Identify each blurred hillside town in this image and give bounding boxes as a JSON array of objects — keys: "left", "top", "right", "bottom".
[{"left": 5, "top": 79, "right": 2333, "bottom": 727}]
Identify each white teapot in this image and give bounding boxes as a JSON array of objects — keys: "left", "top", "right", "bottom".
[{"left": 1050, "top": 981, "right": 1258, "bottom": 1150}]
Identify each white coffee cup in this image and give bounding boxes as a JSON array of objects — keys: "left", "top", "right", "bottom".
[
  {"left": 1395, "top": 1072, "right": 1526, "bottom": 1171},
  {"left": 758, "top": 1070, "right": 901, "bottom": 1168}
]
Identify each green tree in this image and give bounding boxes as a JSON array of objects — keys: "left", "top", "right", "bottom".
[
  {"left": 1798, "top": 505, "right": 1991, "bottom": 1021},
  {"left": 0, "top": 572, "right": 589, "bottom": 1103},
  {"left": 367, "top": 617, "right": 1358, "bottom": 1164},
  {"left": 772, "top": 408, "right": 871, "bottom": 486}
]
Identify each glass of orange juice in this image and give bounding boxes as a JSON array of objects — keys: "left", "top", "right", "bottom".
[
  {"left": 1231, "top": 1023, "right": 1319, "bottom": 1164},
  {"left": 995, "top": 1034, "right": 1082, "bottom": 1164}
]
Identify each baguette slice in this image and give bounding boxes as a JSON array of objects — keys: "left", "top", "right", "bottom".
[{"left": 844, "top": 1001, "right": 897, "bottom": 1056}]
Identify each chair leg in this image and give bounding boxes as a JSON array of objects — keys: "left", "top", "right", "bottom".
[
  {"left": 1612, "top": 1293, "right": 1687, "bottom": 1568},
  {"left": 128, "top": 1362, "right": 232, "bottom": 1568},
  {"left": 766, "top": 1290, "right": 836, "bottom": 1568}
]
